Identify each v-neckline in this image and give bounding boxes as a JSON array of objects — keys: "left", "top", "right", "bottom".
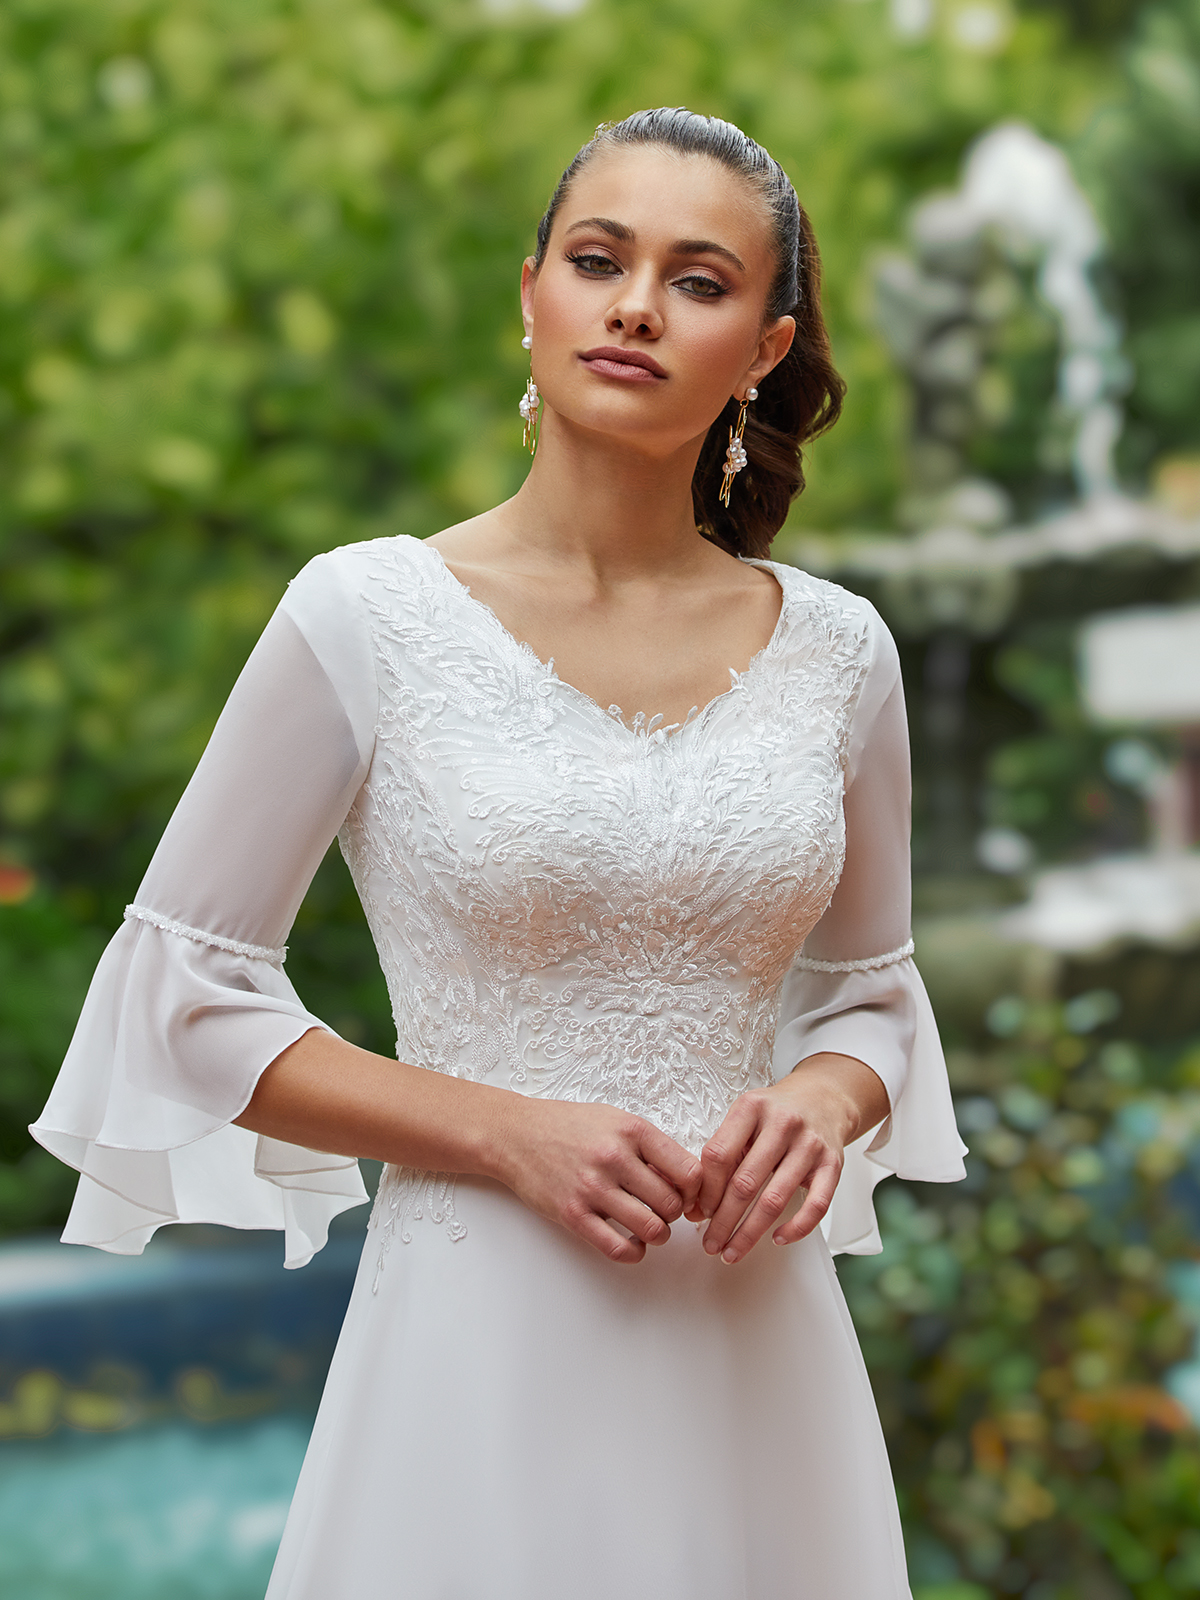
[{"left": 415, "top": 537, "right": 791, "bottom": 741}]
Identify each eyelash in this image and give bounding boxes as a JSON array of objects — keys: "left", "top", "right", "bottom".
[{"left": 564, "top": 250, "right": 728, "bottom": 299}]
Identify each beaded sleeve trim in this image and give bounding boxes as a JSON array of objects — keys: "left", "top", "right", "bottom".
[
  {"left": 124, "top": 904, "right": 287, "bottom": 967},
  {"left": 794, "top": 938, "right": 914, "bottom": 974}
]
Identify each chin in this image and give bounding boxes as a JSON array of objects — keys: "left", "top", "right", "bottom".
[{"left": 545, "top": 390, "right": 701, "bottom": 457}]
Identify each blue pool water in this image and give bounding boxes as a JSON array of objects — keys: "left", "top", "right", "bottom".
[
  {"left": 0, "top": 1413, "right": 313, "bottom": 1600},
  {"left": 0, "top": 1224, "right": 366, "bottom": 1599}
]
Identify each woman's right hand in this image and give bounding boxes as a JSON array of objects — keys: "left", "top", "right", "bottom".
[
  {"left": 237, "top": 1034, "right": 699, "bottom": 1264},
  {"left": 493, "top": 1097, "right": 702, "bottom": 1264}
]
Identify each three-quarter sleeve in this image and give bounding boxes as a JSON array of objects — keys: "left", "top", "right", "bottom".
[
  {"left": 773, "top": 605, "right": 966, "bottom": 1256},
  {"left": 30, "top": 552, "right": 378, "bottom": 1268}
]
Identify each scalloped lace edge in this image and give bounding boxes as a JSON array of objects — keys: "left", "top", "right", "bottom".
[{"left": 124, "top": 904, "right": 287, "bottom": 967}]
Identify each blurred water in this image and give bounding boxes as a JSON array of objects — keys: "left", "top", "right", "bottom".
[
  {"left": 0, "top": 1225, "right": 368, "bottom": 1598},
  {"left": 0, "top": 1412, "right": 312, "bottom": 1599}
]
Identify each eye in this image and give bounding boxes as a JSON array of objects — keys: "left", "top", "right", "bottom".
[
  {"left": 675, "top": 273, "right": 727, "bottom": 299},
  {"left": 566, "top": 250, "right": 621, "bottom": 276}
]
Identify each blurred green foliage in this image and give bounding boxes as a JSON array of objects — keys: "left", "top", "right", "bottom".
[
  {"left": 984, "top": 622, "right": 1148, "bottom": 863},
  {"left": 1078, "top": 0, "right": 1200, "bottom": 483},
  {"left": 960, "top": 261, "right": 1067, "bottom": 525},
  {"left": 0, "top": 896, "right": 104, "bottom": 1228},
  {"left": 0, "top": 0, "right": 1118, "bottom": 1231},
  {"left": 844, "top": 1004, "right": 1200, "bottom": 1598}
]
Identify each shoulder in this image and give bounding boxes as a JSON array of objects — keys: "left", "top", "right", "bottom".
[
  {"left": 763, "top": 564, "right": 903, "bottom": 767},
  {"left": 274, "top": 537, "right": 432, "bottom": 722},
  {"left": 281, "top": 534, "right": 442, "bottom": 636},
  {"left": 766, "top": 562, "right": 897, "bottom": 675},
  {"left": 285, "top": 533, "right": 431, "bottom": 609}
]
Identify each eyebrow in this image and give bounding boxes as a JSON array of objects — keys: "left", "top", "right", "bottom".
[
  {"left": 672, "top": 237, "right": 747, "bottom": 273},
  {"left": 563, "top": 217, "right": 746, "bottom": 273}
]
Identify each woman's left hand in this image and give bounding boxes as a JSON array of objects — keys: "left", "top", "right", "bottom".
[{"left": 686, "top": 1052, "right": 890, "bottom": 1264}]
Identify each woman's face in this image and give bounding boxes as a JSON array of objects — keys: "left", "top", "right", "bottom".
[{"left": 521, "top": 145, "right": 795, "bottom": 461}]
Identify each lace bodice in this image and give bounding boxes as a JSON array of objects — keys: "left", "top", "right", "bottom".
[
  {"left": 33, "top": 534, "right": 966, "bottom": 1271},
  {"left": 342, "top": 538, "right": 866, "bottom": 1151}
]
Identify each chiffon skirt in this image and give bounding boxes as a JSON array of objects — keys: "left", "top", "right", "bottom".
[{"left": 265, "top": 1175, "right": 912, "bottom": 1600}]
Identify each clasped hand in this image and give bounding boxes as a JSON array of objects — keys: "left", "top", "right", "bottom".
[{"left": 504, "top": 1053, "right": 884, "bottom": 1266}]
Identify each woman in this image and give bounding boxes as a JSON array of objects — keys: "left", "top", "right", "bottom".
[{"left": 33, "top": 109, "right": 965, "bottom": 1597}]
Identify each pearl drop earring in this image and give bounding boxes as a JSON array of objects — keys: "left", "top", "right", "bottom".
[
  {"left": 518, "top": 331, "right": 538, "bottom": 452},
  {"left": 719, "top": 387, "right": 758, "bottom": 507}
]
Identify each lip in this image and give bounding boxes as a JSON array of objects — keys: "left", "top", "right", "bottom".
[{"left": 579, "top": 345, "right": 667, "bottom": 381}]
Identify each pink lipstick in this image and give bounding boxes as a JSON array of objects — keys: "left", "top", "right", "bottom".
[{"left": 579, "top": 345, "right": 667, "bottom": 382}]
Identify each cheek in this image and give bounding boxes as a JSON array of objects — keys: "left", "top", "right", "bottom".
[
  {"left": 666, "top": 316, "right": 761, "bottom": 410},
  {"left": 678, "top": 317, "right": 756, "bottom": 374},
  {"left": 531, "top": 269, "right": 597, "bottom": 342}
]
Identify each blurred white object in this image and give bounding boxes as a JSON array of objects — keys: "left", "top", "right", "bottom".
[
  {"left": 1105, "top": 737, "right": 1167, "bottom": 792},
  {"left": 909, "top": 121, "right": 1123, "bottom": 499},
  {"left": 977, "top": 826, "right": 1035, "bottom": 874},
  {"left": 1081, "top": 605, "right": 1200, "bottom": 724},
  {"left": 1082, "top": 605, "right": 1200, "bottom": 851},
  {"left": 890, "top": 0, "right": 934, "bottom": 36},
  {"left": 1000, "top": 854, "right": 1200, "bottom": 953},
  {"left": 952, "top": 4, "right": 1013, "bottom": 54},
  {"left": 483, "top": 0, "right": 588, "bottom": 11}
]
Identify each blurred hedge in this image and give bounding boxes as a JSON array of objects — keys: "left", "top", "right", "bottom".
[
  {"left": 0, "top": 0, "right": 1118, "bottom": 1228},
  {"left": 844, "top": 1003, "right": 1200, "bottom": 1598}
]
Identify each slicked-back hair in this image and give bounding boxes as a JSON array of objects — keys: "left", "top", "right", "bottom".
[{"left": 533, "top": 108, "right": 845, "bottom": 558}]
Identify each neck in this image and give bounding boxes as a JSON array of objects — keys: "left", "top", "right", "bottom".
[{"left": 495, "top": 412, "right": 718, "bottom": 581}]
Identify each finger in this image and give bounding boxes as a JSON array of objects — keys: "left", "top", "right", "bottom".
[
  {"left": 772, "top": 1154, "right": 841, "bottom": 1246},
  {"left": 625, "top": 1162, "right": 689, "bottom": 1226},
  {"left": 604, "top": 1185, "right": 676, "bottom": 1248},
  {"left": 637, "top": 1125, "right": 702, "bottom": 1208},
  {"left": 702, "top": 1124, "right": 792, "bottom": 1256},
  {"left": 568, "top": 1207, "right": 649, "bottom": 1265},
  {"left": 697, "top": 1098, "right": 763, "bottom": 1220},
  {"left": 717, "top": 1149, "right": 813, "bottom": 1264},
  {"left": 576, "top": 1163, "right": 675, "bottom": 1249}
]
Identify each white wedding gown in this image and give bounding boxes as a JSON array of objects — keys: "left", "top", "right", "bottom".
[{"left": 32, "top": 534, "right": 965, "bottom": 1599}]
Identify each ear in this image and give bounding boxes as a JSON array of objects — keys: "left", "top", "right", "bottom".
[
  {"left": 519, "top": 256, "right": 538, "bottom": 337},
  {"left": 743, "top": 314, "right": 796, "bottom": 394}
]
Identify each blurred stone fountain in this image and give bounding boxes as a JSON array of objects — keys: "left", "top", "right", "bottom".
[
  {"left": 1003, "top": 602, "right": 1200, "bottom": 956},
  {"left": 877, "top": 120, "right": 1124, "bottom": 531},
  {"left": 786, "top": 121, "right": 1200, "bottom": 1005}
]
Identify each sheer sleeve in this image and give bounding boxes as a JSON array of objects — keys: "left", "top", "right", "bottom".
[
  {"left": 773, "top": 603, "right": 966, "bottom": 1256},
  {"left": 30, "top": 551, "right": 378, "bottom": 1268}
]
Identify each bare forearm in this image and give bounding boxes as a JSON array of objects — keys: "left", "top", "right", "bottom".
[
  {"left": 234, "top": 1026, "right": 704, "bottom": 1266},
  {"left": 787, "top": 1051, "right": 891, "bottom": 1144},
  {"left": 233, "top": 1027, "right": 520, "bottom": 1179}
]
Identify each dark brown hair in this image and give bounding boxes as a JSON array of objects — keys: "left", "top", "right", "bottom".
[{"left": 533, "top": 107, "right": 845, "bottom": 559}]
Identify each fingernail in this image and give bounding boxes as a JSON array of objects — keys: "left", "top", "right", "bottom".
[
  {"left": 704, "top": 1236, "right": 720, "bottom": 1254},
  {"left": 721, "top": 1249, "right": 737, "bottom": 1264}
]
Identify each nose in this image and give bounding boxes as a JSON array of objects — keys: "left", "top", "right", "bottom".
[{"left": 604, "top": 274, "right": 663, "bottom": 340}]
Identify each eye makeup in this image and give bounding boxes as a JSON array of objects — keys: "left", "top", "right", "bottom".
[{"left": 564, "top": 249, "right": 730, "bottom": 299}]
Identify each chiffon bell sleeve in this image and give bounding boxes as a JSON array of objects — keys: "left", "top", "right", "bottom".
[
  {"left": 773, "top": 605, "right": 966, "bottom": 1256},
  {"left": 30, "top": 552, "right": 378, "bottom": 1268}
]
